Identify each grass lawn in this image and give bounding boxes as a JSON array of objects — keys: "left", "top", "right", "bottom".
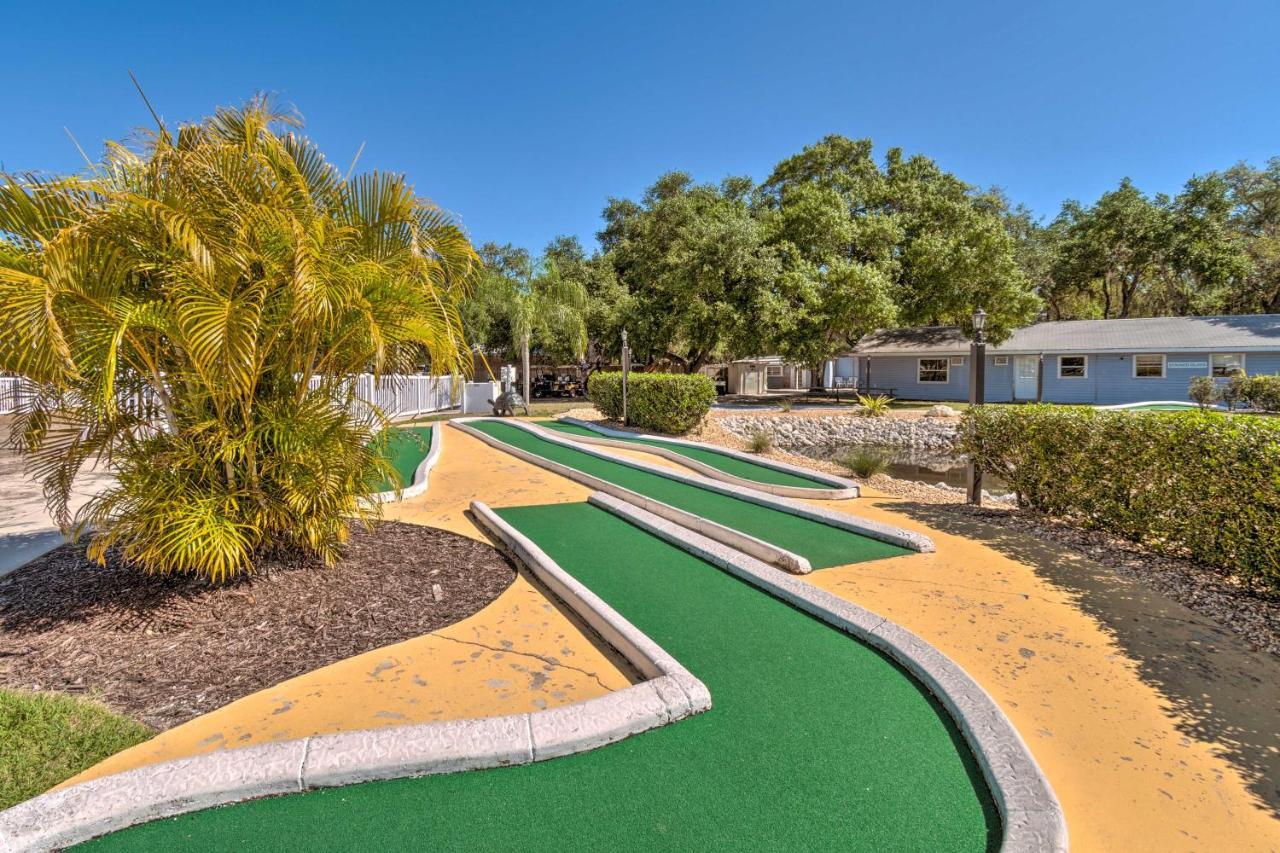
[{"left": 0, "top": 689, "right": 150, "bottom": 809}]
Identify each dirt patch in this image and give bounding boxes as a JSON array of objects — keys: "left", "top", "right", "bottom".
[{"left": 0, "top": 521, "right": 516, "bottom": 731}]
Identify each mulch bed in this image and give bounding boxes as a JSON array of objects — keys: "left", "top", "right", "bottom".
[{"left": 0, "top": 522, "right": 515, "bottom": 731}]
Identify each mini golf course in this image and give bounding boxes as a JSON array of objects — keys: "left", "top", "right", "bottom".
[
  {"left": 81, "top": 502, "right": 998, "bottom": 851},
  {"left": 537, "top": 419, "right": 835, "bottom": 490},
  {"left": 371, "top": 426, "right": 433, "bottom": 493},
  {"left": 467, "top": 420, "right": 910, "bottom": 569}
]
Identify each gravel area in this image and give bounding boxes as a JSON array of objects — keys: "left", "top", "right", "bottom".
[{"left": 0, "top": 521, "right": 516, "bottom": 731}]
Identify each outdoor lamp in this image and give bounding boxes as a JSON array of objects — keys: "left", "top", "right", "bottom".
[{"left": 972, "top": 307, "right": 987, "bottom": 335}]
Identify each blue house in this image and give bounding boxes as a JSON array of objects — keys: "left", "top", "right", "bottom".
[{"left": 827, "top": 314, "right": 1280, "bottom": 405}]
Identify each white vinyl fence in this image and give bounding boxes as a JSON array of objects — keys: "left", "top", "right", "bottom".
[{"left": 0, "top": 374, "right": 457, "bottom": 420}]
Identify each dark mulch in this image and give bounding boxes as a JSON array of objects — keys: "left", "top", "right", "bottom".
[{"left": 0, "top": 522, "right": 516, "bottom": 731}]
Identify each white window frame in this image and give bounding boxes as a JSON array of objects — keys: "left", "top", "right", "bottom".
[
  {"left": 918, "top": 357, "right": 950, "bottom": 384},
  {"left": 1058, "top": 355, "right": 1088, "bottom": 379},
  {"left": 1132, "top": 353, "right": 1166, "bottom": 379},
  {"left": 1211, "top": 353, "right": 1246, "bottom": 377},
  {"left": 993, "top": 356, "right": 1009, "bottom": 367},
  {"left": 765, "top": 364, "right": 783, "bottom": 377}
]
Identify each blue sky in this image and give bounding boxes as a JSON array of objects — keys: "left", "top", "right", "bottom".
[{"left": 4, "top": 1, "right": 1276, "bottom": 253}]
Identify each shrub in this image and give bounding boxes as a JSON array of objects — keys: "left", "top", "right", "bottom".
[
  {"left": 1222, "top": 372, "right": 1252, "bottom": 410},
  {"left": 856, "top": 394, "right": 893, "bottom": 417},
  {"left": 777, "top": 398, "right": 794, "bottom": 413},
  {"left": 838, "top": 447, "right": 890, "bottom": 478},
  {"left": 588, "top": 372, "right": 716, "bottom": 434},
  {"left": 960, "top": 405, "right": 1280, "bottom": 592},
  {"left": 1249, "top": 375, "right": 1280, "bottom": 413},
  {"left": 748, "top": 429, "right": 773, "bottom": 453},
  {"left": 1188, "top": 376, "right": 1219, "bottom": 408}
]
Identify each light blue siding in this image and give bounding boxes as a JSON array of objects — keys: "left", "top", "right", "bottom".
[{"left": 863, "top": 350, "right": 1280, "bottom": 404}]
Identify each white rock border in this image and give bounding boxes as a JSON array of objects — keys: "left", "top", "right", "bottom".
[
  {"left": 363, "top": 421, "right": 443, "bottom": 505},
  {"left": 587, "top": 491, "right": 1068, "bottom": 853},
  {"left": 0, "top": 504, "right": 710, "bottom": 853},
  {"left": 554, "top": 416, "right": 860, "bottom": 498},
  {"left": 452, "top": 417, "right": 934, "bottom": 561}
]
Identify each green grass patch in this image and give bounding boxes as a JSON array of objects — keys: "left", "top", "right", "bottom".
[
  {"left": 538, "top": 421, "right": 831, "bottom": 489},
  {"left": 471, "top": 420, "right": 908, "bottom": 568},
  {"left": 83, "top": 503, "right": 996, "bottom": 851},
  {"left": 0, "top": 689, "right": 150, "bottom": 809},
  {"left": 370, "top": 426, "right": 432, "bottom": 493}
]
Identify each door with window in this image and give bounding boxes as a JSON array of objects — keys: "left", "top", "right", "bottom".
[{"left": 1014, "top": 356, "right": 1038, "bottom": 400}]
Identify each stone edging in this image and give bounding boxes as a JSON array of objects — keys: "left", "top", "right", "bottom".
[
  {"left": 0, "top": 504, "right": 710, "bottom": 853},
  {"left": 451, "top": 418, "right": 813, "bottom": 573},
  {"left": 365, "top": 422, "right": 443, "bottom": 504},
  {"left": 587, "top": 491, "right": 1068, "bottom": 853},
  {"left": 454, "top": 417, "right": 934, "bottom": 558},
  {"left": 556, "top": 416, "right": 860, "bottom": 499}
]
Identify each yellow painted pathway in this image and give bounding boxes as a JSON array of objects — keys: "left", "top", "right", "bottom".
[{"left": 64, "top": 420, "right": 1280, "bottom": 853}]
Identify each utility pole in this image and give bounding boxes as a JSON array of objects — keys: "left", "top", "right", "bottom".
[
  {"left": 621, "top": 329, "right": 631, "bottom": 426},
  {"left": 966, "top": 308, "right": 987, "bottom": 505}
]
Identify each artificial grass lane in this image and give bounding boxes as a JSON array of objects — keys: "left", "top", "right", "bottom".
[
  {"left": 471, "top": 419, "right": 907, "bottom": 569},
  {"left": 538, "top": 419, "right": 833, "bottom": 489},
  {"left": 371, "top": 426, "right": 432, "bottom": 493},
  {"left": 83, "top": 503, "right": 997, "bottom": 852}
]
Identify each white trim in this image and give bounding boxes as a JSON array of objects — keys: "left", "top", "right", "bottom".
[
  {"left": 993, "top": 356, "right": 1009, "bottom": 367},
  {"left": 1131, "top": 353, "right": 1166, "bottom": 379},
  {"left": 1210, "top": 352, "right": 1247, "bottom": 377},
  {"left": 917, "top": 357, "right": 951, "bottom": 384},
  {"left": 363, "top": 424, "right": 443, "bottom": 505},
  {"left": 1057, "top": 355, "right": 1088, "bottom": 379}
]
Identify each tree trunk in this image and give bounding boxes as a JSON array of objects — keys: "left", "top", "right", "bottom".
[{"left": 522, "top": 334, "right": 531, "bottom": 404}]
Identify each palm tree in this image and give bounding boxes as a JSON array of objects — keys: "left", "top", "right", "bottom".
[
  {"left": 475, "top": 254, "right": 587, "bottom": 402},
  {"left": 0, "top": 97, "right": 478, "bottom": 581}
]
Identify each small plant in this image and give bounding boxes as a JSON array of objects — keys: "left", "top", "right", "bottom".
[
  {"left": 856, "top": 394, "right": 894, "bottom": 417},
  {"left": 838, "top": 448, "right": 890, "bottom": 478},
  {"left": 1222, "top": 371, "right": 1251, "bottom": 411},
  {"left": 748, "top": 429, "right": 773, "bottom": 453},
  {"left": 777, "top": 397, "right": 794, "bottom": 412},
  {"left": 1188, "top": 376, "right": 1219, "bottom": 408}
]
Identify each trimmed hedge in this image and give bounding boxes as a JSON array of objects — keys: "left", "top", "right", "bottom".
[
  {"left": 960, "top": 405, "right": 1280, "bottom": 592},
  {"left": 588, "top": 371, "right": 716, "bottom": 434}
]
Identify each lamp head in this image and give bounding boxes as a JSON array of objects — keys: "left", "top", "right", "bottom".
[{"left": 972, "top": 308, "right": 987, "bottom": 334}]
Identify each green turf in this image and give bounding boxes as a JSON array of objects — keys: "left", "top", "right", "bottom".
[
  {"left": 371, "top": 426, "right": 432, "bottom": 493},
  {"left": 471, "top": 420, "right": 908, "bottom": 569},
  {"left": 82, "top": 503, "right": 997, "bottom": 851},
  {"left": 538, "top": 420, "right": 834, "bottom": 489}
]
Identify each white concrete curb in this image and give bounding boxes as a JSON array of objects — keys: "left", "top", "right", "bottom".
[
  {"left": 451, "top": 418, "right": 812, "bottom": 573},
  {"left": 0, "top": 504, "right": 710, "bottom": 853},
  {"left": 554, "top": 416, "right": 860, "bottom": 498},
  {"left": 588, "top": 492, "right": 1068, "bottom": 853},
  {"left": 454, "top": 417, "right": 934, "bottom": 558},
  {"left": 364, "top": 423, "right": 443, "bottom": 505}
]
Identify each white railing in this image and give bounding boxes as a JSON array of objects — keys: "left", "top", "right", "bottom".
[{"left": 0, "top": 374, "right": 457, "bottom": 420}]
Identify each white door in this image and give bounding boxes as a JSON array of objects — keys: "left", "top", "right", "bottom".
[{"left": 1014, "top": 356, "right": 1038, "bottom": 400}]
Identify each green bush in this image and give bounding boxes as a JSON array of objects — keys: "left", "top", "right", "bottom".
[
  {"left": 748, "top": 429, "right": 773, "bottom": 453},
  {"left": 588, "top": 372, "right": 716, "bottom": 434},
  {"left": 838, "top": 447, "right": 890, "bottom": 478},
  {"left": 1222, "top": 372, "right": 1252, "bottom": 410},
  {"left": 960, "top": 405, "right": 1280, "bottom": 592},
  {"left": 856, "top": 394, "right": 893, "bottom": 417},
  {"left": 1188, "top": 376, "right": 1219, "bottom": 408},
  {"left": 1245, "top": 375, "right": 1280, "bottom": 413}
]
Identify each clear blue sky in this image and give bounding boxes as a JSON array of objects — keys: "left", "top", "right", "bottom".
[{"left": 4, "top": 0, "right": 1277, "bottom": 253}]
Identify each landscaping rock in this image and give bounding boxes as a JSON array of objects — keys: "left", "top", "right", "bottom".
[
  {"left": 926, "top": 405, "right": 960, "bottom": 418},
  {"left": 717, "top": 414, "right": 958, "bottom": 453}
]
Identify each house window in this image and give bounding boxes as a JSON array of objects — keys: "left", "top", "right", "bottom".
[
  {"left": 993, "top": 356, "right": 1009, "bottom": 367},
  {"left": 1211, "top": 353, "right": 1245, "bottom": 377},
  {"left": 949, "top": 356, "right": 965, "bottom": 366},
  {"left": 918, "top": 358, "right": 950, "bottom": 383},
  {"left": 766, "top": 364, "right": 783, "bottom": 377},
  {"left": 1133, "top": 354, "right": 1165, "bottom": 379},
  {"left": 1058, "top": 355, "right": 1087, "bottom": 378}
]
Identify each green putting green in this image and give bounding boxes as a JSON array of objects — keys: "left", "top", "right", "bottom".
[
  {"left": 371, "top": 426, "right": 432, "bottom": 493},
  {"left": 538, "top": 420, "right": 834, "bottom": 489},
  {"left": 470, "top": 420, "right": 908, "bottom": 569},
  {"left": 82, "top": 503, "right": 997, "bottom": 851}
]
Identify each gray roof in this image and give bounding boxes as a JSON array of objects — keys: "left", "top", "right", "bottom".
[{"left": 854, "top": 315, "right": 1280, "bottom": 355}]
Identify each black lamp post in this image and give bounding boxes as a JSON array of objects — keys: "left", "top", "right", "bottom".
[{"left": 966, "top": 308, "right": 987, "bottom": 505}]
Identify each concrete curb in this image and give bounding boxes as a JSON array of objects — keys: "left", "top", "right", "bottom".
[
  {"left": 588, "top": 491, "right": 1070, "bottom": 850},
  {"left": 365, "top": 423, "right": 442, "bottom": 505},
  {"left": 451, "top": 418, "right": 812, "bottom": 573},
  {"left": 555, "top": 416, "right": 860, "bottom": 498},
  {"left": 588, "top": 492, "right": 1068, "bottom": 853},
  {"left": 0, "top": 504, "right": 710, "bottom": 853},
  {"left": 454, "top": 417, "right": 933, "bottom": 557}
]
